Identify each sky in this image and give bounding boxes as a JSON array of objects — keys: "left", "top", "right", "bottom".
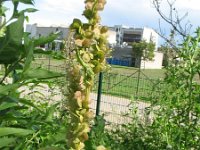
[{"left": 4, "top": 0, "right": 200, "bottom": 44}]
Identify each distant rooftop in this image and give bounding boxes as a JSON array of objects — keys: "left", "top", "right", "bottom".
[{"left": 28, "top": 23, "right": 69, "bottom": 28}]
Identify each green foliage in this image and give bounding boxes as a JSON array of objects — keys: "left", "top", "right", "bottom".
[
  {"left": 132, "top": 40, "right": 155, "bottom": 61},
  {"left": 0, "top": 127, "right": 34, "bottom": 136},
  {"left": 85, "top": 116, "right": 110, "bottom": 150},
  {"left": 0, "top": 1, "right": 67, "bottom": 149},
  {"left": 107, "top": 27, "right": 200, "bottom": 150},
  {"left": 149, "top": 27, "right": 200, "bottom": 149},
  {"left": 158, "top": 45, "right": 177, "bottom": 67}
]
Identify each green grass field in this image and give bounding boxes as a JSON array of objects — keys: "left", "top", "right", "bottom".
[
  {"left": 109, "top": 65, "right": 166, "bottom": 79},
  {"left": 92, "top": 72, "right": 163, "bottom": 101},
  {"left": 32, "top": 58, "right": 165, "bottom": 101}
]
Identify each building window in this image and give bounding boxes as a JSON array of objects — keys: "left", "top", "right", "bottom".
[{"left": 123, "top": 33, "right": 141, "bottom": 44}]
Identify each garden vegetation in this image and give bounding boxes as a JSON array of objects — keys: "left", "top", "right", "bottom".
[{"left": 1, "top": 0, "right": 200, "bottom": 150}]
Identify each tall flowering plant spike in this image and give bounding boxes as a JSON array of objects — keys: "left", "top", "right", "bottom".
[{"left": 65, "top": 0, "right": 109, "bottom": 149}]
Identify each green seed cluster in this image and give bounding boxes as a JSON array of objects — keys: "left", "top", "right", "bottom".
[{"left": 65, "top": 0, "right": 109, "bottom": 149}]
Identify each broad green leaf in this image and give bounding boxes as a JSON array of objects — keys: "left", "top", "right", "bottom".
[
  {"left": 0, "top": 137, "right": 16, "bottom": 148},
  {"left": 20, "top": 8, "right": 38, "bottom": 14},
  {"left": 23, "top": 38, "right": 34, "bottom": 72},
  {"left": 45, "top": 104, "right": 59, "bottom": 122},
  {"left": 0, "top": 46, "right": 20, "bottom": 64},
  {"left": 0, "top": 13, "right": 24, "bottom": 64},
  {"left": 0, "top": 83, "right": 20, "bottom": 95},
  {"left": 0, "top": 101, "right": 18, "bottom": 111},
  {"left": 18, "top": 98, "right": 42, "bottom": 112},
  {"left": 7, "top": 13, "right": 24, "bottom": 46},
  {"left": 34, "top": 33, "right": 59, "bottom": 47},
  {"left": 0, "top": 6, "right": 8, "bottom": 17},
  {"left": 0, "top": 127, "right": 34, "bottom": 137},
  {"left": 18, "top": 0, "right": 34, "bottom": 5},
  {"left": 22, "top": 68, "right": 63, "bottom": 80}
]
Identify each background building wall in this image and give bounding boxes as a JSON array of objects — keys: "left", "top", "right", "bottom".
[
  {"left": 26, "top": 24, "right": 69, "bottom": 39},
  {"left": 141, "top": 52, "right": 163, "bottom": 69},
  {"left": 142, "top": 27, "right": 159, "bottom": 50},
  {"left": 107, "top": 28, "right": 117, "bottom": 46},
  {"left": 111, "top": 46, "right": 163, "bottom": 69}
]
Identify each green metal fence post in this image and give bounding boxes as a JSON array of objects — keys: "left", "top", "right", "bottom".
[
  {"left": 136, "top": 60, "right": 141, "bottom": 99},
  {"left": 96, "top": 72, "right": 103, "bottom": 116},
  {"left": 48, "top": 55, "right": 51, "bottom": 71}
]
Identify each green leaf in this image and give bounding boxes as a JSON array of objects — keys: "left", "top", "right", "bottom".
[
  {"left": 45, "top": 104, "right": 59, "bottom": 122},
  {"left": 0, "top": 13, "right": 24, "bottom": 64},
  {"left": 0, "top": 137, "right": 16, "bottom": 148},
  {"left": 0, "top": 127, "right": 34, "bottom": 137},
  {"left": 18, "top": 98, "right": 42, "bottom": 112},
  {"left": 0, "top": 83, "right": 20, "bottom": 95},
  {"left": 7, "top": 13, "right": 24, "bottom": 46},
  {"left": 0, "top": 6, "right": 8, "bottom": 17},
  {"left": 20, "top": 8, "right": 38, "bottom": 14},
  {"left": 18, "top": 0, "right": 34, "bottom": 5},
  {"left": 23, "top": 35, "right": 34, "bottom": 72},
  {"left": 34, "top": 33, "right": 59, "bottom": 47},
  {"left": 22, "top": 68, "right": 63, "bottom": 80},
  {"left": 0, "top": 101, "right": 18, "bottom": 111}
]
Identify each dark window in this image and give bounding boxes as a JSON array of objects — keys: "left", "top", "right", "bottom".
[{"left": 123, "top": 33, "right": 141, "bottom": 43}]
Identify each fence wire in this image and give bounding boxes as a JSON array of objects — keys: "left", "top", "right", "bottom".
[{"left": 28, "top": 62, "right": 163, "bottom": 125}]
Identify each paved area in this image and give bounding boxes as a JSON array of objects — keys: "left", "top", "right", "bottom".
[
  {"left": 90, "top": 93, "right": 150, "bottom": 124},
  {"left": 19, "top": 85, "right": 151, "bottom": 125}
]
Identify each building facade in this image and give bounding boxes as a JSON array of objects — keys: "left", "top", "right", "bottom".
[
  {"left": 110, "top": 46, "right": 163, "bottom": 69},
  {"left": 25, "top": 24, "right": 162, "bottom": 69},
  {"left": 26, "top": 24, "right": 69, "bottom": 50},
  {"left": 108, "top": 25, "right": 162, "bottom": 69},
  {"left": 26, "top": 24, "right": 116, "bottom": 50},
  {"left": 113, "top": 25, "right": 158, "bottom": 50}
]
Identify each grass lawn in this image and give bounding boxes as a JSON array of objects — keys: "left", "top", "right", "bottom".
[
  {"left": 109, "top": 65, "right": 166, "bottom": 79},
  {"left": 33, "top": 57, "right": 65, "bottom": 66},
  {"left": 32, "top": 58, "right": 165, "bottom": 101},
  {"left": 92, "top": 72, "right": 163, "bottom": 101},
  {"left": 32, "top": 57, "right": 65, "bottom": 73},
  {"left": 33, "top": 58, "right": 165, "bottom": 77}
]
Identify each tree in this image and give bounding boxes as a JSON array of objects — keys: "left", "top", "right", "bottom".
[
  {"left": 132, "top": 40, "right": 155, "bottom": 67},
  {"left": 152, "top": 0, "right": 190, "bottom": 48}
]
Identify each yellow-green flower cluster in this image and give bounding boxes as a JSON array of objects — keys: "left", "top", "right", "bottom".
[{"left": 66, "top": 0, "right": 109, "bottom": 150}]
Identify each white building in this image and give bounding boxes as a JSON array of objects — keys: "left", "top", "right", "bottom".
[
  {"left": 109, "top": 25, "right": 163, "bottom": 69},
  {"left": 113, "top": 25, "right": 159, "bottom": 50},
  {"left": 107, "top": 27, "right": 117, "bottom": 46},
  {"left": 26, "top": 23, "right": 69, "bottom": 39},
  {"left": 26, "top": 24, "right": 69, "bottom": 50},
  {"left": 26, "top": 24, "right": 116, "bottom": 50},
  {"left": 25, "top": 24, "right": 163, "bottom": 69},
  {"left": 111, "top": 46, "right": 163, "bottom": 69}
]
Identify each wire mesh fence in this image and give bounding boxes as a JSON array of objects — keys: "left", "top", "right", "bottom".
[{"left": 27, "top": 62, "right": 163, "bottom": 125}]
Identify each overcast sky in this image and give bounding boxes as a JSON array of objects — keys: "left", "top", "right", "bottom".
[{"left": 4, "top": 0, "right": 200, "bottom": 44}]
